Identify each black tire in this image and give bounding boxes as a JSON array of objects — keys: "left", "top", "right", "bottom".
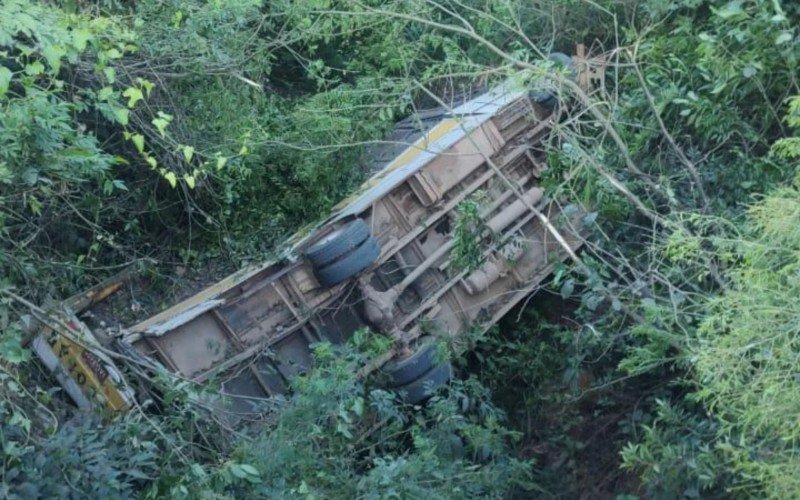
[
  {"left": 304, "top": 219, "right": 371, "bottom": 268},
  {"left": 315, "top": 237, "right": 380, "bottom": 287},
  {"left": 531, "top": 53, "right": 577, "bottom": 106},
  {"left": 395, "top": 362, "right": 452, "bottom": 405},
  {"left": 532, "top": 92, "right": 558, "bottom": 108},
  {"left": 547, "top": 52, "right": 577, "bottom": 80},
  {"left": 383, "top": 341, "right": 439, "bottom": 387}
]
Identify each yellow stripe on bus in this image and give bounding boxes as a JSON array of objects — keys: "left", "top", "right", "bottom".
[
  {"left": 333, "top": 118, "right": 461, "bottom": 211},
  {"left": 384, "top": 118, "right": 460, "bottom": 172}
]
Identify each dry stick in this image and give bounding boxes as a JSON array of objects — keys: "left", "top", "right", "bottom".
[
  {"left": 561, "top": 78, "right": 664, "bottom": 195},
  {"left": 555, "top": 97, "right": 727, "bottom": 289},
  {"left": 561, "top": 128, "right": 664, "bottom": 225},
  {"left": 630, "top": 44, "right": 710, "bottom": 209},
  {"left": 433, "top": 0, "right": 543, "bottom": 55}
]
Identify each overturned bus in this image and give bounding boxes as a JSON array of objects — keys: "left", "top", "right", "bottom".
[{"left": 32, "top": 48, "right": 605, "bottom": 414}]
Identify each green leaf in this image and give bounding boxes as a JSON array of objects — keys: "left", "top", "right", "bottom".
[
  {"left": 715, "top": 1, "right": 744, "bottom": 19},
  {"left": 182, "top": 145, "right": 194, "bottom": 163},
  {"left": 42, "top": 44, "right": 65, "bottom": 74},
  {"left": 131, "top": 134, "right": 145, "bottom": 153},
  {"left": 2, "top": 334, "right": 30, "bottom": 364},
  {"left": 72, "top": 29, "right": 92, "bottom": 52},
  {"left": 0, "top": 66, "right": 11, "bottom": 97},
  {"left": 710, "top": 82, "right": 727, "bottom": 95},
  {"left": 560, "top": 279, "right": 575, "bottom": 298},
  {"left": 138, "top": 78, "right": 154, "bottom": 96},
  {"left": 172, "top": 10, "right": 184, "bottom": 28},
  {"left": 164, "top": 171, "right": 177, "bottom": 188},
  {"left": 97, "top": 86, "right": 114, "bottom": 100},
  {"left": 190, "top": 463, "right": 207, "bottom": 478},
  {"left": 113, "top": 107, "right": 129, "bottom": 125},
  {"left": 146, "top": 156, "right": 157, "bottom": 169},
  {"left": 230, "top": 464, "right": 260, "bottom": 483},
  {"left": 230, "top": 466, "right": 245, "bottom": 479},
  {"left": 238, "top": 464, "right": 260, "bottom": 477},
  {"left": 122, "top": 87, "right": 144, "bottom": 108},
  {"left": 22, "top": 168, "right": 39, "bottom": 186},
  {"left": 152, "top": 118, "right": 169, "bottom": 137},
  {"left": 0, "top": 162, "right": 13, "bottom": 184},
  {"left": 25, "top": 61, "right": 44, "bottom": 76},
  {"left": 216, "top": 156, "right": 227, "bottom": 171},
  {"left": 184, "top": 175, "right": 195, "bottom": 189},
  {"left": 103, "top": 66, "right": 116, "bottom": 83},
  {"left": 351, "top": 396, "right": 365, "bottom": 416},
  {"left": 9, "top": 412, "right": 31, "bottom": 432},
  {"left": 775, "top": 32, "right": 793, "bottom": 45}
]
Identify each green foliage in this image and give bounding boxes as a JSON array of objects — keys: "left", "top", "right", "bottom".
[
  {"left": 2, "top": 332, "right": 531, "bottom": 498},
  {"left": 2, "top": 0, "right": 800, "bottom": 497},
  {"left": 3, "top": 415, "right": 164, "bottom": 499},
  {"left": 201, "top": 341, "right": 532, "bottom": 498},
  {"left": 451, "top": 194, "right": 491, "bottom": 273},
  {"left": 620, "top": 399, "right": 725, "bottom": 497},
  {"left": 772, "top": 95, "right": 800, "bottom": 158},
  {"left": 689, "top": 185, "right": 800, "bottom": 497}
]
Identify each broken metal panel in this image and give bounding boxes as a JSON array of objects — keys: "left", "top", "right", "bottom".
[
  {"left": 32, "top": 335, "right": 93, "bottom": 410},
  {"left": 253, "top": 356, "right": 288, "bottom": 395},
  {"left": 416, "top": 121, "right": 503, "bottom": 199},
  {"left": 151, "top": 313, "right": 234, "bottom": 377},
  {"left": 221, "top": 286, "right": 295, "bottom": 344},
  {"left": 140, "top": 300, "right": 225, "bottom": 337},
  {"left": 315, "top": 306, "right": 367, "bottom": 345},
  {"left": 272, "top": 334, "right": 314, "bottom": 379},
  {"left": 221, "top": 369, "right": 273, "bottom": 414},
  {"left": 325, "top": 113, "right": 496, "bottom": 224},
  {"left": 127, "top": 261, "right": 289, "bottom": 336}
]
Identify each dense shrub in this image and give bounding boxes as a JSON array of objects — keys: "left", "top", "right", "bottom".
[{"left": 2, "top": 0, "right": 800, "bottom": 497}]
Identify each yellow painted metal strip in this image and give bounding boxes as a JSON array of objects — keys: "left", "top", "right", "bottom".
[
  {"left": 333, "top": 118, "right": 461, "bottom": 211},
  {"left": 383, "top": 118, "right": 460, "bottom": 171},
  {"left": 42, "top": 326, "right": 131, "bottom": 412}
]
